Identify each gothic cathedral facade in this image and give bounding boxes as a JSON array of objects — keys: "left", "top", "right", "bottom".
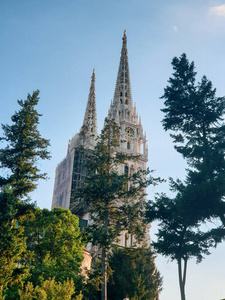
[{"left": 51, "top": 31, "right": 149, "bottom": 247}]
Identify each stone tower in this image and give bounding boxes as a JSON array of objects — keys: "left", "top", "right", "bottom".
[
  {"left": 51, "top": 70, "right": 97, "bottom": 218},
  {"left": 107, "top": 30, "right": 148, "bottom": 175},
  {"left": 107, "top": 31, "right": 149, "bottom": 247},
  {"left": 51, "top": 32, "right": 149, "bottom": 245}
]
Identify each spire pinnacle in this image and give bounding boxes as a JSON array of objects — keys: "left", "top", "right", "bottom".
[
  {"left": 121, "top": 30, "right": 127, "bottom": 56},
  {"left": 123, "top": 30, "right": 127, "bottom": 42},
  {"left": 81, "top": 70, "right": 97, "bottom": 136},
  {"left": 91, "top": 68, "right": 95, "bottom": 82},
  {"left": 108, "top": 31, "right": 133, "bottom": 122}
]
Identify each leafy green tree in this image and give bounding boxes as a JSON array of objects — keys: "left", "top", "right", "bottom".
[
  {"left": 76, "top": 119, "right": 160, "bottom": 300},
  {"left": 1, "top": 206, "right": 85, "bottom": 299},
  {"left": 23, "top": 207, "right": 84, "bottom": 288},
  {"left": 0, "top": 90, "right": 51, "bottom": 198},
  {"left": 0, "top": 187, "right": 32, "bottom": 291},
  {"left": 108, "top": 247, "right": 162, "bottom": 300},
  {"left": 18, "top": 278, "right": 79, "bottom": 300}
]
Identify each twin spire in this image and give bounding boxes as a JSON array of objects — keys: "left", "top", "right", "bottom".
[
  {"left": 81, "top": 31, "right": 137, "bottom": 135},
  {"left": 112, "top": 30, "right": 133, "bottom": 117},
  {"left": 81, "top": 69, "right": 97, "bottom": 137}
]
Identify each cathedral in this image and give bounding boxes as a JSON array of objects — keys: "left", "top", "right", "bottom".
[{"left": 51, "top": 31, "right": 149, "bottom": 247}]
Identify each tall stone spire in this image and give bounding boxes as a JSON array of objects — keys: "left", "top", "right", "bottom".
[
  {"left": 81, "top": 69, "right": 97, "bottom": 136},
  {"left": 108, "top": 30, "right": 134, "bottom": 122}
]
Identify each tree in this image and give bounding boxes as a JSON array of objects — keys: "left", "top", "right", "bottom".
[
  {"left": 0, "top": 205, "right": 85, "bottom": 299},
  {"left": 147, "top": 53, "right": 225, "bottom": 300},
  {"left": 0, "top": 187, "right": 31, "bottom": 291},
  {"left": 0, "top": 90, "right": 51, "bottom": 198},
  {"left": 76, "top": 119, "right": 160, "bottom": 300},
  {"left": 0, "top": 90, "right": 51, "bottom": 297},
  {"left": 18, "top": 278, "right": 80, "bottom": 300},
  {"left": 146, "top": 191, "right": 215, "bottom": 300},
  {"left": 161, "top": 53, "right": 225, "bottom": 223},
  {"left": 108, "top": 247, "right": 162, "bottom": 300},
  {"left": 23, "top": 207, "right": 84, "bottom": 289}
]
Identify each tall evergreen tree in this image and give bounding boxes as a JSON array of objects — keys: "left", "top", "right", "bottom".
[
  {"left": 0, "top": 90, "right": 51, "bottom": 198},
  {"left": 161, "top": 53, "right": 225, "bottom": 222},
  {"left": 0, "top": 90, "right": 51, "bottom": 297},
  {"left": 146, "top": 54, "right": 225, "bottom": 300},
  {"left": 76, "top": 119, "right": 160, "bottom": 300}
]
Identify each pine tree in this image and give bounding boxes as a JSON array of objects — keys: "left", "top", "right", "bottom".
[
  {"left": 0, "top": 90, "right": 51, "bottom": 296},
  {"left": 76, "top": 118, "right": 160, "bottom": 300},
  {"left": 147, "top": 53, "right": 225, "bottom": 300},
  {"left": 0, "top": 90, "right": 51, "bottom": 198},
  {"left": 161, "top": 53, "right": 225, "bottom": 222}
]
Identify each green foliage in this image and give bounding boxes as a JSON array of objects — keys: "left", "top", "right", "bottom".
[
  {"left": 108, "top": 248, "right": 162, "bottom": 300},
  {"left": 0, "top": 287, "right": 5, "bottom": 300},
  {"left": 77, "top": 118, "right": 159, "bottom": 249},
  {"left": 161, "top": 53, "right": 225, "bottom": 223},
  {"left": 76, "top": 118, "right": 161, "bottom": 299},
  {"left": 0, "top": 91, "right": 86, "bottom": 299},
  {"left": 1, "top": 207, "right": 85, "bottom": 299},
  {"left": 18, "top": 278, "right": 77, "bottom": 300},
  {"left": 146, "top": 194, "right": 215, "bottom": 263},
  {"left": 0, "top": 90, "right": 51, "bottom": 198},
  {"left": 23, "top": 207, "right": 84, "bottom": 287},
  {"left": 150, "top": 53, "right": 225, "bottom": 300},
  {"left": 0, "top": 187, "right": 31, "bottom": 290}
]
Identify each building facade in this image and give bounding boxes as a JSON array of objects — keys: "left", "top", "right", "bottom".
[{"left": 51, "top": 31, "right": 149, "bottom": 247}]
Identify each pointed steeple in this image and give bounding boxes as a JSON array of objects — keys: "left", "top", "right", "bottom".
[
  {"left": 108, "top": 31, "right": 134, "bottom": 122},
  {"left": 80, "top": 69, "right": 97, "bottom": 136}
]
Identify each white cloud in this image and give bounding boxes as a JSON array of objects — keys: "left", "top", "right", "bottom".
[{"left": 210, "top": 4, "right": 225, "bottom": 17}]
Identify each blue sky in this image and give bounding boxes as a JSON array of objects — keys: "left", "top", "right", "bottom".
[{"left": 1, "top": 1, "right": 225, "bottom": 299}]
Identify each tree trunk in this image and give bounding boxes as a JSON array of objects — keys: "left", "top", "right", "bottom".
[
  {"left": 101, "top": 247, "right": 107, "bottom": 300},
  {"left": 101, "top": 200, "right": 109, "bottom": 300},
  {"left": 178, "top": 258, "right": 186, "bottom": 300}
]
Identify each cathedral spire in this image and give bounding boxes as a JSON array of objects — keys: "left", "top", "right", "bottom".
[
  {"left": 108, "top": 31, "right": 133, "bottom": 122},
  {"left": 81, "top": 69, "right": 97, "bottom": 136}
]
